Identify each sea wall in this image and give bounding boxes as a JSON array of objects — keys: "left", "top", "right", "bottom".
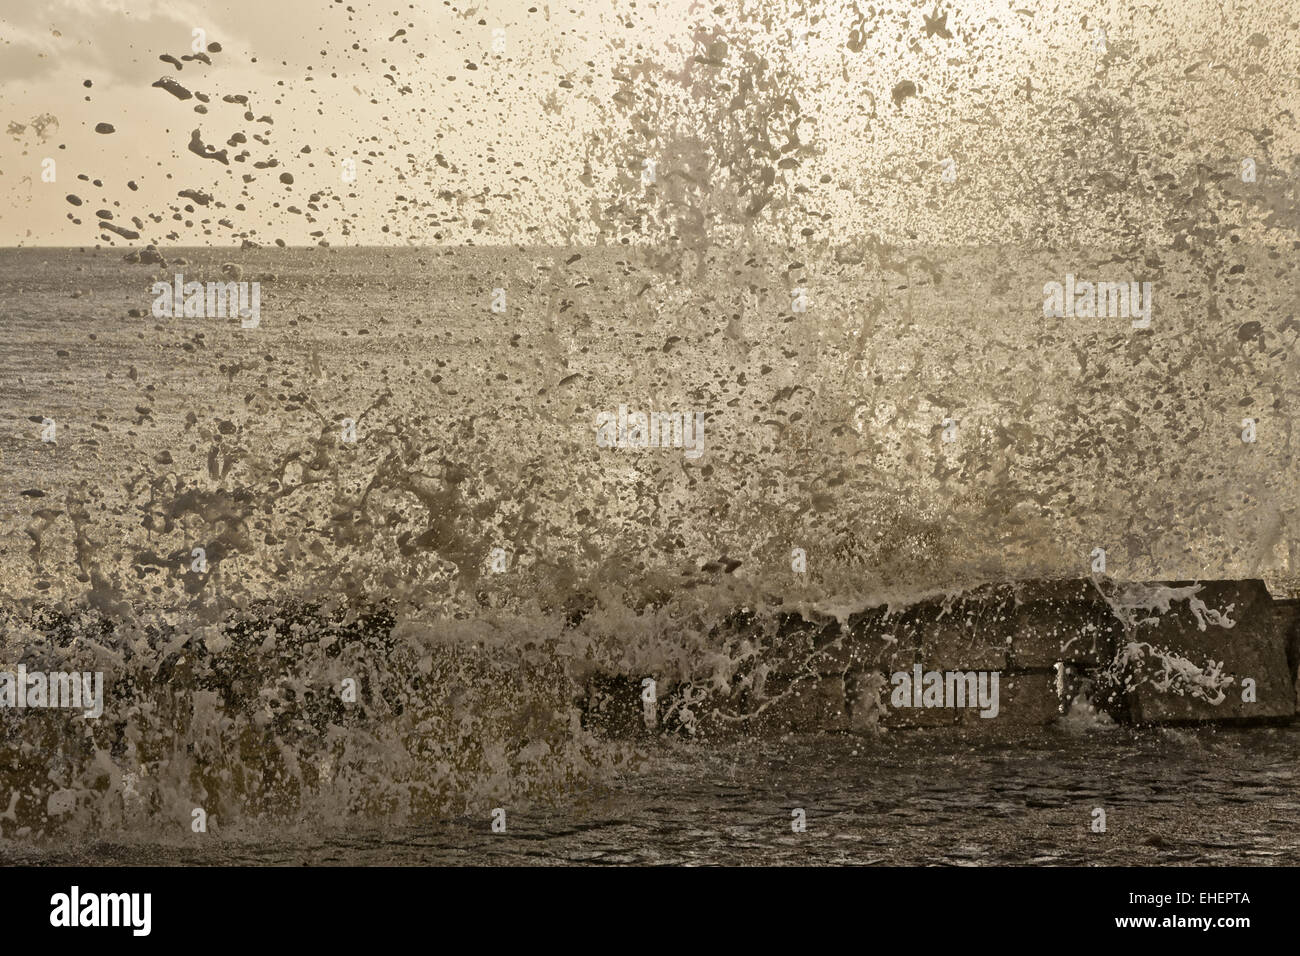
[{"left": 582, "top": 578, "right": 1300, "bottom": 736}]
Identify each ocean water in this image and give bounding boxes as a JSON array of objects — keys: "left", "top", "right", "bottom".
[
  {"left": 5, "top": 727, "right": 1300, "bottom": 865},
  {"left": 0, "top": 245, "right": 1296, "bottom": 862}
]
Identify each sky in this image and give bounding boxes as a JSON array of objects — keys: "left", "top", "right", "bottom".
[{"left": 1, "top": 0, "right": 1296, "bottom": 246}]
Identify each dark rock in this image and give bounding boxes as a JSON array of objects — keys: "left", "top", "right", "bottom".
[
  {"left": 1007, "top": 578, "right": 1121, "bottom": 668},
  {"left": 1119, "top": 580, "right": 1295, "bottom": 722},
  {"left": 753, "top": 674, "right": 847, "bottom": 733}
]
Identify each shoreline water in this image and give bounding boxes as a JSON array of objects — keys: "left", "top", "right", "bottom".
[{"left": 4, "top": 727, "right": 1298, "bottom": 865}]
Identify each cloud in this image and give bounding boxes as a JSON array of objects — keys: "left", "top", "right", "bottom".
[{"left": 0, "top": 1, "right": 244, "bottom": 85}]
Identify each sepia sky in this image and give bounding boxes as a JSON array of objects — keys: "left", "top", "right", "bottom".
[{"left": 0, "top": 0, "right": 1295, "bottom": 246}]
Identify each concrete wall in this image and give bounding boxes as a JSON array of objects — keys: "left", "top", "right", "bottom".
[{"left": 582, "top": 579, "right": 1300, "bottom": 736}]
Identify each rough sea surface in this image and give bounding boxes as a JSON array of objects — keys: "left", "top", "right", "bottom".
[
  {"left": 1, "top": 247, "right": 1298, "bottom": 863},
  {"left": 4, "top": 728, "right": 1300, "bottom": 865}
]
